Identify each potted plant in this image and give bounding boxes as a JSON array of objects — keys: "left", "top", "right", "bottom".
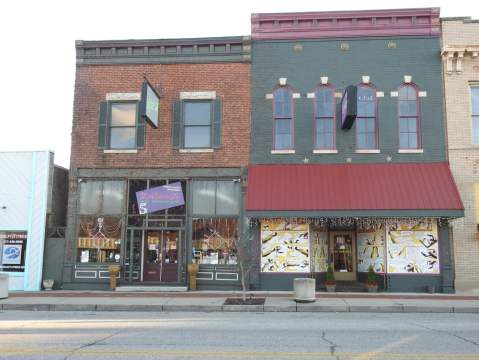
[
  {"left": 325, "top": 265, "right": 336, "bottom": 292},
  {"left": 367, "top": 265, "right": 378, "bottom": 292}
]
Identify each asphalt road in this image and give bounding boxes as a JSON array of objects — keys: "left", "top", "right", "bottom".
[{"left": 0, "top": 311, "right": 478, "bottom": 359}]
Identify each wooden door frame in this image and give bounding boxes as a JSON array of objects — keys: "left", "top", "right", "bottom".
[{"left": 329, "top": 230, "right": 357, "bottom": 281}]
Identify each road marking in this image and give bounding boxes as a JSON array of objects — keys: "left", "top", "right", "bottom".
[{"left": 353, "top": 334, "right": 419, "bottom": 360}]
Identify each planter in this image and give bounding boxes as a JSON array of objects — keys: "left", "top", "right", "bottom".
[
  {"left": 293, "top": 278, "right": 316, "bottom": 303},
  {"left": 367, "top": 282, "right": 378, "bottom": 293},
  {"left": 108, "top": 265, "right": 121, "bottom": 290},
  {"left": 187, "top": 263, "right": 200, "bottom": 291},
  {"left": 325, "top": 282, "right": 336, "bottom": 293},
  {"left": 0, "top": 273, "right": 8, "bottom": 299},
  {"left": 42, "top": 279, "right": 54, "bottom": 291}
]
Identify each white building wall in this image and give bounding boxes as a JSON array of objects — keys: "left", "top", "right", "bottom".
[{"left": 0, "top": 151, "right": 53, "bottom": 291}]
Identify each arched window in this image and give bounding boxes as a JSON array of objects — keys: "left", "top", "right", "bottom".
[
  {"left": 398, "top": 84, "right": 421, "bottom": 149},
  {"left": 273, "top": 87, "right": 294, "bottom": 150},
  {"left": 356, "top": 84, "right": 378, "bottom": 150},
  {"left": 314, "top": 85, "right": 336, "bottom": 149}
]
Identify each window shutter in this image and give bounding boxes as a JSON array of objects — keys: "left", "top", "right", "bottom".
[
  {"left": 136, "top": 113, "right": 145, "bottom": 149},
  {"left": 172, "top": 100, "right": 182, "bottom": 149},
  {"left": 98, "top": 101, "right": 108, "bottom": 148},
  {"left": 212, "top": 99, "right": 222, "bottom": 149}
]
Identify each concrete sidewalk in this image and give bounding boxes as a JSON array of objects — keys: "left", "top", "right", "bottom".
[{"left": 2, "top": 291, "right": 479, "bottom": 313}]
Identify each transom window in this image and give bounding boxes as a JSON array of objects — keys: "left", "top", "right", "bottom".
[
  {"left": 356, "top": 85, "right": 377, "bottom": 150},
  {"left": 314, "top": 86, "right": 336, "bottom": 149},
  {"left": 110, "top": 103, "right": 137, "bottom": 149},
  {"left": 273, "top": 87, "right": 294, "bottom": 150},
  {"left": 472, "top": 86, "right": 479, "bottom": 145},
  {"left": 183, "top": 101, "right": 212, "bottom": 148},
  {"left": 399, "top": 84, "right": 421, "bottom": 149}
]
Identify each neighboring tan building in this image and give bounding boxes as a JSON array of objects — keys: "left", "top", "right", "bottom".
[{"left": 442, "top": 18, "right": 479, "bottom": 293}]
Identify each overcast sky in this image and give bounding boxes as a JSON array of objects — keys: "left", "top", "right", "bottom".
[{"left": 1, "top": 0, "right": 477, "bottom": 168}]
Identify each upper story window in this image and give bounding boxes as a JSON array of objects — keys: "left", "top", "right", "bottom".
[
  {"left": 472, "top": 86, "right": 479, "bottom": 145},
  {"left": 398, "top": 84, "right": 421, "bottom": 149},
  {"left": 356, "top": 84, "right": 378, "bottom": 150},
  {"left": 314, "top": 85, "right": 336, "bottom": 149},
  {"left": 273, "top": 87, "right": 294, "bottom": 150},
  {"left": 183, "top": 101, "right": 212, "bottom": 148}
]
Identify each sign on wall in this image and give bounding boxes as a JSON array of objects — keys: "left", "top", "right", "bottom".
[
  {"left": 136, "top": 182, "right": 185, "bottom": 215},
  {"left": 340, "top": 85, "right": 357, "bottom": 130},
  {"left": 261, "top": 220, "right": 310, "bottom": 273},
  {"left": 386, "top": 219, "right": 439, "bottom": 274},
  {"left": 0, "top": 232, "right": 27, "bottom": 272},
  {"left": 357, "top": 225, "right": 385, "bottom": 273},
  {"left": 140, "top": 79, "right": 160, "bottom": 128}
]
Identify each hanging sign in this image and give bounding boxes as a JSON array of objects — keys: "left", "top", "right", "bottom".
[
  {"left": 140, "top": 79, "right": 160, "bottom": 128},
  {"left": 341, "top": 85, "right": 357, "bottom": 130},
  {"left": 136, "top": 182, "right": 185, "bottom": 215}
]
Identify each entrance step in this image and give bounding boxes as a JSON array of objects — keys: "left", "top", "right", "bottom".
[{"left": 115, "top": 286, "right": 188, "bottom": 292}]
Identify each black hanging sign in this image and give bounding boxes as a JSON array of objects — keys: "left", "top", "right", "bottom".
[
  {"left": 140, "top": 79, "right": 160, "bottom": 128},
  {"left": 341, "top": 85, "right": 357, "bottom": 130}
]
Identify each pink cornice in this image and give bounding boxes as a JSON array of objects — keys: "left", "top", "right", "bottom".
[{"left": 251, "top": 8, "right": 440, "bottom": 40}]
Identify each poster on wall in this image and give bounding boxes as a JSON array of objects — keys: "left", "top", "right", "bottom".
[
  {"left": 386, "top": 219, "right": 439, "bottom": 274},
  {"left": 0, "top": 232, "right": 27, "bottom": 272},
  {"left": 357, "top": 225, "right": 385, "bottom": 273},
  {"left": 261, "top": 220, "right": 310, "bottom": 273},
  {"left": 310, "top": 226, "right": 328, "bottom": 272}
]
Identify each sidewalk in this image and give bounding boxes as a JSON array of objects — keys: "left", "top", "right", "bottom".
[{"left": 2, "top": 291, "right": 479, "bottom": 313}]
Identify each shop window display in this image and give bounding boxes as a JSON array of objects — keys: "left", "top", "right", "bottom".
[
  {"left": 192, "top": 218, "right": 238, "bottom": 265},
  {"left": 357, "top": 225, "right": 385, "bottom": 273},
  {"left": 77, "top": 217, "right": 122, "bottom": 264}
]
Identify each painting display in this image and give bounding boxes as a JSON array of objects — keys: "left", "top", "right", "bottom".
[
  {"left": 387, "top": 219, "right": 439, "bottom": 274},
  {"left": 310, "top": 226, "right": 328, "bottom": 272},
  {"left": 357, "top": 225, "right": 385, "bottom": 273},
  {"left": 261, "top": 220, "right": 310, "bottom": 273}
]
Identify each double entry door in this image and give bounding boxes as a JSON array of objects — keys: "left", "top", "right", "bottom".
[{"left": 125, "top": 229, "right": 179, "bottom": 283}]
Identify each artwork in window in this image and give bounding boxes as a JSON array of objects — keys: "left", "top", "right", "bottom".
[
  {"left": 310, "top": 226, "right": 328, "bottom": 272},
  {"left": 261, "top": 220, "right": 310, "bottom": 273},
  {"left": 357, "top": 225, "right": 385, "bottom": 273},
  {"left": 192, "top": 218, "right": 238, "bottom": 265},
  {"left": 386, "top": 219, "right": 439, "bottom": 274},
  {"left": 0, "top": 232, "right": 27, "bottom": 272},
  {"left": 77, "top": 217, "right": 122, "bottom": 264}
]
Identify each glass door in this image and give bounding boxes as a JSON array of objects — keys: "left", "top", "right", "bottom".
[
  {"left": 161, "top": 230, "right": 179, "bottom": 282},
  {"left": 329, "top": 231, "right": 356, "bottom": 281},
  {"left": 143, "top": 230, "right": 162, "bottom": 281}
]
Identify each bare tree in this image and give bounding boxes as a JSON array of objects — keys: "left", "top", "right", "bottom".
[{"left": 234, "top": 222, "right": 258, "bottom": 302}]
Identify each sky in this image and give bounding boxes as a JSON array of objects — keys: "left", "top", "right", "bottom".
[{"left": 0, "top": 0, "right": 478, "bottom": 168}]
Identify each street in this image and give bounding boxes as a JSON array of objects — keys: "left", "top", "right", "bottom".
[{"left": 0, "top": 311, "right": 478, "bottom": 359}]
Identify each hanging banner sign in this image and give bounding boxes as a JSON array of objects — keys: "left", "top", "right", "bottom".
[
  {"left": 341, "top": 85, "right": 357, "bottom": 130},
  {"left": 136, "top": 182, "right": 185, "bottom": 215},
  {"left": 140, "top": 79, "right": 160, "bottom": 128}
]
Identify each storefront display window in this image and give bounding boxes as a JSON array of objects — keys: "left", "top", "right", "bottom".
[
  {"left": 386, "top": 219, "right": 439, "bottom": 274},
  {"left": 192, "top": 218, "right": 238, "bottom": 265},
  {"left": 77, "top": 217, "right": 122, "bottom": 264},
  {"left": 310, "top": 226, "right": 328, "bottom": 272},
  {"left": 191, "top": 180, "right": 240, "bottom": 216},
  {"left": 0, "top": 231, "right": 28, "bottom": 272},
  {"left": 357, "top": 225, "right": 385, "bottom": 273},
  {"left": 261, "top": 220, "right": 310, "bottom": 273},
  {"left": 79, "top": 180, "right": 125, "bottom": 215}
]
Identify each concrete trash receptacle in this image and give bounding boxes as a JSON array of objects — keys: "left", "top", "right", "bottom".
[
  {"left": 0, "top": 273, "right": 8, "bottom": 299},
  {"left": 294, "top": 278, "right": 316, "bottom": 303}
]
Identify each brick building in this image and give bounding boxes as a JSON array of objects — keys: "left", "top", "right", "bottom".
[
  {"left": 441, "top": 18, "right": 479, "bottom": 292},
  {"left": 63, "top": 37, "right": 251, "bottom": 289}
]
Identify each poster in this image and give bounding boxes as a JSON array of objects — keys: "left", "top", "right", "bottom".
[
  {"left": 310, "top": 226, "right": 328, "bottom": 272},
  {"left": 261, "top": 220, "right": 310, "bottom": 273},
  {"left": 357, "top": 225, "right": 385, "bottom": 273},
  {"left": 386, "top": 219, "right": 439, "bottom": 274},
  {"left": 0, "top": 231, "right": 27, "bottom": 272}
]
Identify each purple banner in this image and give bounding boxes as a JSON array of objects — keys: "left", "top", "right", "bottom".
[{"left": 136, "top": 182, "right": 185, "bottom": 215}]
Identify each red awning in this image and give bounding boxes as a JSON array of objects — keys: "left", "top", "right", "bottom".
[{"left": 246, "top": 163, "right": 463, "bottom": 214}]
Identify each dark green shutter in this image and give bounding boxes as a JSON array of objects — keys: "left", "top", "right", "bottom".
[
  {"left": 136, "top": 102, "right": 145, "bottom": 148},
  {"left": 212, "top": 99, "right": 222, "bottom": 149},
  {"left": 98, "top": 101, "right": 108, "bottom": 148},
  {"left": 172, "top": 101, "right": 182, "bottom": 149}
]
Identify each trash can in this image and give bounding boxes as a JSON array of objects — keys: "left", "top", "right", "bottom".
[{"left": 0, "top": 273, "right": 8, "bottom": 299}]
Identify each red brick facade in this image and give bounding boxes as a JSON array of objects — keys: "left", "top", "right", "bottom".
[{"left": 71, "top": 63, "right": 250, "bottom": 170}]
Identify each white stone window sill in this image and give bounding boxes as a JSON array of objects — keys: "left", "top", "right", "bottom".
[
  {"left": 398, "top": 149, "right": 424, "bottom": 154},
  {"left": 271, "top": 149, "right": 295, "bottom": 154},
  {"left": 103, "top": 149, "right": 138, "bottom": 154},
  {"left": 179, "top": 148, "right": 214, "bottom": 153},
  {"left": 355, "top": 149, "right": 381, "bottom": 154},
  {"left": 313, "top": 149, "right": 338, "bottom": 154}
]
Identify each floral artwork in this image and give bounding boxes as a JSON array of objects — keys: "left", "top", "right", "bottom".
[
  {"left": 310, "top": 226, "right": 328, "bottom": 272},
  {"left": 260, "top": 220, "right": 310, "bottom": 273},
  {"left": 386, "top": 219, "right": 439, "bottom": 274},
  {"left": 357, "top": 225, "right": 385, "bottom": 273}
]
